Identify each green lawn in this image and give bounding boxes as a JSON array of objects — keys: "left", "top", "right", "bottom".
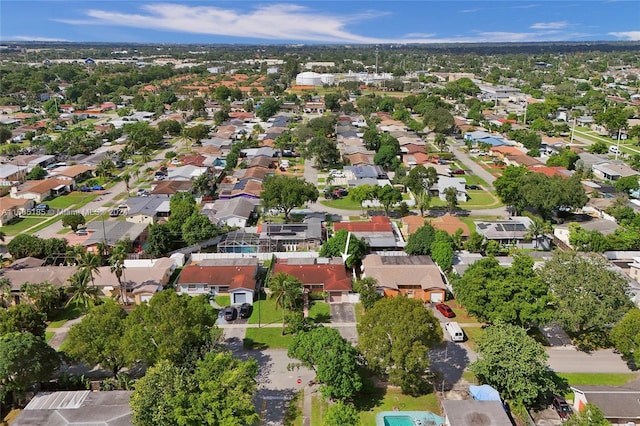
[
  {"left": 311, "top": 395, "right": 327, "bottom": 426},
  {"left": 248, "top": 298, "right": 285, "bottom": 325},
  {"left": 462, "top": 326, "right": 486, "bottom": 351},
  {"left": 458, "top": 217, "right": 477, "bottom": 233},
  {"left": 283, "top": 390, "right": 303, "bottom": 426},
  {"left": 462, "top": 370, "right": 478, "bottom": 384},
  {"left": 45, "top": 331, "right": 55, "bottom": 343},
  {"left": 356, "top": 388, "right": 441, "bottom": 425},
  {"left": 354, "top": 303, "right": 364, "bottom": 323},
  {"left": 557, "top": 373, "right": 638, "bottom": 387},
  {"left": 308, "top": 301, "right": 330, "bottom": 323},
  {"left": 243, "top": 327, "right": 293, "bottom": 349},
  {"left": 214, "top": 295, "right": 230, "bottom": 307},
  {"left": 47, "top": 304, "right": 85, "bottom": 328},
  {"left": 1, "top": 217, "right": 47, "bottom": 236},
  {"left": 463, "top": 190, "right": 501, "bottom": 208},
  {"left": 464, "top": 173, "right": 489, "bottom": 187},
  {"left": 320, "top": 197, "right": 363, "bottom": 211},
  {"left": 447, "top": 302, "right": 482, "bottom": 324}
]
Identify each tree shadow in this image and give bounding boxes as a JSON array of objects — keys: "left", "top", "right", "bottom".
[
  {"left": 352, "top": 367, "right": 386, "bottom": 412},
  {"left": 311, "top": 313, "right": 331, "bottom": 323},
  {"left": 428, "top": 341, "right": 469, "bottom": 391}
]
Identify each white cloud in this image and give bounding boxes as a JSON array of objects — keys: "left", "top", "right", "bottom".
[
  {"left": 530, "top": 21, "right": 569, "bottom": 30},
  {"left": 7, "top": 35, "right": 70, "bottom": 42},
  {"left": 609, "top": 31, "right": 640, "bottom": 40},
  {"left": 56, "top": 3, "right": 394, "bottom": 43},
  {"left": 52, "top": 3, "right": 588, "bottom": 44},
  {"left": 459, "top": 8, "right": 480, "bottom": 13}
]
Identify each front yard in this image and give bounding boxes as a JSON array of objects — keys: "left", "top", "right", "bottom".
[
  {"left": 1, "top": 217, "right": 48, "bottom": 236},
  {"left": 243, "top": 327, "right": 293, "bottom": 349}
]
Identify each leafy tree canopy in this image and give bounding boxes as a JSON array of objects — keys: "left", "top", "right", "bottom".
[
  {"left": 471, "top": 322, "right": 557, "bottom": 406},
  {"left": 288, "top": 327, "right": 362, "bottom": 400},
  {"left": 358, "top": 297, "right": 442, "bottom": 395},
  {"left": 320, "top": 229, "right": 368, "bottom": 269},
  {"left": 261, "top": 175, "right": 319, "bottom": 220}
]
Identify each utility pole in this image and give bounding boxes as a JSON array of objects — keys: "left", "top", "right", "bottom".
[
  {"left": 615, "top": 128, "right": 622, "bottom": 161},
  {"left": 375, "top": 47, "right": 379, "bottom": 76}
]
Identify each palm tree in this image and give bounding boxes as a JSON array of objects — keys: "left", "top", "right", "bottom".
[
  {"left": 96, "top": 158, "right": 115, "bottom": 179},
  {"left": 77, "top": 252, "right": 102, "bottom": 287},
  {"left": 109, "top": 243, "right": 128, "bottom": 305},
  {"left": 525, "top": 217, "right": 551, "bottom": 249},
  {"left": 66, "top": 269, "right": 99, "bottom": 312},
  {"left": 268, "top": 272, "right": 304, "bottom": 334},
  {"left": 121, "top": 172, "right": 131, "bottom": 194},
  {"left": 0, "top": 278, "right": 12, "bottom": 308}
]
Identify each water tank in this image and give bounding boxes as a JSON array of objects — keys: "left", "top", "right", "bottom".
[
  {"left": 296, "top": 72, "right": 322, "bottom": 86},
  {"left": 320, "top": 74, "right": 335, "bottom": 85}
]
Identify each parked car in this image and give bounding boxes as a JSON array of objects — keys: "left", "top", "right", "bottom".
[
  {"left": 223, "top": 306, "right": 237, "bottom": 321},
  {"left": 451, "top": 169, "right": 465, "bottom": 175},
  {"left": 136, "top": 189, "right": 147, "bottom": 196},
  {"left": 109, "top": 209, "right": 122, "bottom": 218},
  {"left": 466, "top": 184, "right": 481, "bottom": 190},
  {"left": 333, "top": 188, "right": 348, "bottom": 197},
  {"left": 552, "top": 396, "right": 572, "bottom": 420},
  {"left": 75, "top": 229, "right": 88, "bottom": 236},
  {"left": 435, "top": 303, "right": 455, "bottom": 318},
  {"left": 92, "top": 185, "right": 104, "bottom": 191},
  {"left": 35, "top": 203, "right": 50, "bottom": 212},
  {"left": 239, "top": 303, "right": 252, "bottom": 319},
  {"left": 79, "top": 186, "right": 92, "bottom": 192}
]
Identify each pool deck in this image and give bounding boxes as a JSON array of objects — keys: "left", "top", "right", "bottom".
[{"left": 376, "top": 411, "right": 445, "bottom": 426}]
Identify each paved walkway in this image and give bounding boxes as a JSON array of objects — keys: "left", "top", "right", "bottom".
[{"left": 47, "top": 315, "right": 85, "bottom": 350}]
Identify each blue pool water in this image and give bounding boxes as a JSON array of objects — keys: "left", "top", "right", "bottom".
[{"left": 384, "top": 415, "right": 414, "bottom": 426}]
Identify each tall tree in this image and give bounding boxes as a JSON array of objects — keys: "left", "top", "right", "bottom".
[
  {"left": 470, "top": 322, "right": 557, "bottom": 406},
  {"left": 0, "top": 332, "right": 60, "bottom": 405},
  {"left": 564, "top": 403, "right": 609, "bottom": 426},
  {"left": 610, "top": 308, "right": 640, "bottom": 364},
  {"left": 353, "top": 277, "right": 381, "bottom": 311},
  {"left": 261, "top": 175, "right": 319, "bottom": 221},
  {"left": 66, "top": 300, "right": 127, "bottom": 376},
  {"left": 452, "top": 255, "right": 552, "bottom": 328},
  {"left": 358, "top": 297, "right": 442, "bottom": 395},
  {"left": 444, "top": 186, "right": 459, "bottom": 214},
  {"left": 322, "top": 402, "right": 359, "bottom": 426},
  {"left": 494, "top": 165, "right": 528, "bottom": 214},
  {"left": 319, "top": 229, "right": 368, "bottom": 269},
  {"left": 288, "top": 327, "right": 362, "bottom": 400},
  {"left": 538, "top": 251, "right": 632, "bottom": 349},
  {"left": 122, "top": 290, "right": 220, "bottom": 366},
  {"left": 130, "top": 353, "right": 259, "bottom": 426},
  {"left": 0, "top": 304, "right": 47, "bottom": 337},
  {"left": 405, "top": 224, "right": 436, "bottom": 255},
  {"left": 66, "top": 269, "right": 100, "bottom": 313},
  {"left": 268, "top": 272, "right": 303, "bottom": 334},
  {"left": 376, "top": 185, "right": 402, "bottom": 216},
  {"left": 109, "top": 242, "right": 128, "bottom": 304}
]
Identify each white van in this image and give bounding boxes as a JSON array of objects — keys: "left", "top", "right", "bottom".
[
  {"left": 445, "top": 322, "right": 465, "bottom": 342},
  {"left": 609, "top": 146, "right": 620, "bottom": 154}
]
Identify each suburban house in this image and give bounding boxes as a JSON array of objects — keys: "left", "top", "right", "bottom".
[
  {"left": 217, "top": 229, "right": 261, "bottom": 254},
  {"left": 203, "top": 197, "right": 258, "bottom": 228},
  {"left": 167, "top": 165, "right": 207, "bottom": 181},
  {"left": 431, "top": 176, "right": 467, "bottom": 202},
  {"left": 83, "top": 221, "right": 149, "bottom": 252},
  {"left": 9, "top": 154, "right": 56, "bottom": 171},
  {"left": 554, "top": 218, "right": 620, "bottom": 249},
  {"left": 429, "top": 214, "right": 471, "bottom": 238},
  {"left": 0, "top": 164, "right": 28, "bottom": 183},
  {"left": 334, "top": 216, "right": 404, "bottom": 250},
  {"left": 176, "top": 258, "right": 259, "bottom": 304},
  {"left": 361, "top": 254, "right": 448, "bottom": 303},
  {"left": 344, "top": 165, "right": 388, "bottom": 183},
  {"left": 442, "top": 400, "right": 512, "bottom": 426},
  {"left": 10, "top": 178, "right": 70, "bottom": 202},
  {"left": 272, "top": 259, "right": 353, "bottom": 303},
  {"left": 401, "top": 215, "right": 427, "bottom": 237},
  {"left": 592, "top": 161, "right": 638, "bottom": 181},
  {"left": 49, "top": 165, "right": 95, "bottom": 188},
  {"left": 125, "top": 195, "right": 171, "bottom": 224},
  {"left": 259, "top": 221, "right": 324, "bottom": 252},
  {"left": 475, "top": 217, "right": 536, "bottom": 248},
  {"left": 12, "top": 390, "right": 133, "bottom": 426},
  {"left": 92, "top": 257, "right": 176, "bottom": 304},
  {"left": 150, "top": 180, "right": 193, "bottom": 195},
  {"left": 2, "top": 266, "right": 77, "bottom": 306},
  {"left": 572, "top": 381, "right": 640, "bottom": 426},
  {"left": 0, "top": 197, "right": 34, "bottom": 226}
]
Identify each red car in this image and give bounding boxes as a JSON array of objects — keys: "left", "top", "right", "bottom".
[
  {"left": 552, "top": 396, "right": 572, "bottom": 421},
  {"left": 435, "top": 303, "right": 455, "bottom": 318}
]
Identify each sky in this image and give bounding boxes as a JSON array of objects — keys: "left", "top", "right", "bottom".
[{"left": 1, "top": 0, "right": 639, "bottom": 44}]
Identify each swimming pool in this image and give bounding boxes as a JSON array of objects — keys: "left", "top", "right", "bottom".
[
  {"left": 383, "top": 415, "right": 414, "bottom": 426},
  {"left": 376, "top": 411, "right": 445, "bottom": 426}
]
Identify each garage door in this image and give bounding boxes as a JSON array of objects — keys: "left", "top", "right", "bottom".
[
  {"left": 430, "top": 292, "right": 444, "bottom": 303},
  {"left": 233, "top": 293, "right": 247, "bottom": 304}
]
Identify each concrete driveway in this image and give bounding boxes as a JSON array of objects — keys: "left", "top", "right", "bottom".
[
  {"left": 330, "top": 303, "right": 356, "bottom": 323},
  {"left": 231, "top": 349, "right": 314, "bottom": 426}
]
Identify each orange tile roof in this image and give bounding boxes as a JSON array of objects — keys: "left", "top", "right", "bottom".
[
  {"left": 401, "top": 215, "right": 426, "bottom": 235},
  {"left": 333, "top": 216, "right": 392, "bottom": 233},
  {"left": 272, "top": 263, "right": 352, "bottom": 291},
  {"left": 527, "top": 165, "right": 570, "bottom": 178},
  {"left": 428, "top": 214, "right": 471, "bottom": 237},
  {"left": 178, "top": 265, "right": 257, "bottom": 290}
]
